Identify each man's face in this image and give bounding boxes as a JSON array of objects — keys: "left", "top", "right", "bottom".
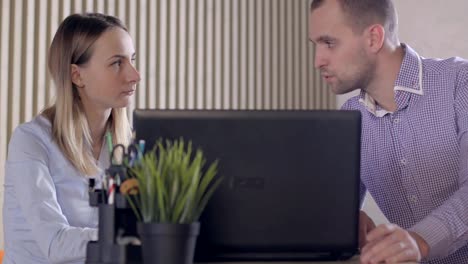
[{"left": 309, "top": 0, "right": 375, "bottom": 94}]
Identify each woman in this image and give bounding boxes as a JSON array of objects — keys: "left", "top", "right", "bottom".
[{"left": 3, "top": 13, "right": 140, "bottom": 263}]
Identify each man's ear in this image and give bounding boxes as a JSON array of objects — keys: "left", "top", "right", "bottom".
[
  {"left": 366, "top": 24, "right": 385, "bottom": 53},
  {"left": 71, "top": 64, "right": 84, "bottom": 88}
]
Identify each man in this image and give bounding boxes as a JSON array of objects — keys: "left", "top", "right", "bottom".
[{"left": 309, "top": 0, "right": 468, "bottom": 263}]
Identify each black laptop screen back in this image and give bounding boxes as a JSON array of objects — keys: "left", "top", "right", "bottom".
[{"left": 133, "top": 110, "right": 361, "bottom": 261}]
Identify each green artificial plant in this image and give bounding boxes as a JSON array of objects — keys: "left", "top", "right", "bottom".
[{"left": 126, "top": 138, "right": 222, "bottom": 224}]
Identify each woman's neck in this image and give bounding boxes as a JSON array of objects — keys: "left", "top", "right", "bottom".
[{"left": 83, "top": 105, "right": 112, "bottom": 159}]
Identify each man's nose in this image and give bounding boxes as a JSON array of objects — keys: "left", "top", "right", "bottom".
[{"left": 314, "top": 51, "right": 327, "bottom": 69}]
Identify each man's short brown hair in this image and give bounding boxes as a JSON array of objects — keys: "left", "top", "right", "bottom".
[{"left": 310, "top": 0, "right": 398, "bottom": 41}]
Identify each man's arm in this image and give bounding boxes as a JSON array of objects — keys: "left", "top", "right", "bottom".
[
  {"left": 361, "top": 64, "right": 468, "bottom": 263},
  {"left": 407, "top": 65, "right": 468, "bottom": 258}
]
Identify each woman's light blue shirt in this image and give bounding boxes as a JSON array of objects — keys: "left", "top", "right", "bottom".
[{"left": 3, "top": 115, "right": 109, "bottom": 264}]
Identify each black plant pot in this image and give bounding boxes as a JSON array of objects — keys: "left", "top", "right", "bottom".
[{"left": 137, "top": 222, "right": 200, "bottom": 264}]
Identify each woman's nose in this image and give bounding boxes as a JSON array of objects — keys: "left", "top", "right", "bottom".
[{"left": 128, "top": 64, "right": 141, "bottom": 83}]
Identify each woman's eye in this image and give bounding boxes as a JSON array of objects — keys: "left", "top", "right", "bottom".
[{"left": 112, "top": 60, "right": 122, "bottom": 67}]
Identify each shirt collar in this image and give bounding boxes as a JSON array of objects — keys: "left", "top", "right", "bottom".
[
  {"left": 358, "top": 92, "right": 390, "bottom": 117},
  {"left": 359, "top": 44, "right": 424, "bottom": 117}
]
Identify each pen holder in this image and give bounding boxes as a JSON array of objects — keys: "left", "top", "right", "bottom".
[{"left": 85, "top": 191, "right": 142, "bottom": 264}]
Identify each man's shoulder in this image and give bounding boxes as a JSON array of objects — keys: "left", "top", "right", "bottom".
[{"left": 422, "top": 56, "right": 468, "bottom": 74}]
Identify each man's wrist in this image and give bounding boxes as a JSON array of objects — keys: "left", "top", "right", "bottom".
[{"left": 409, "top": 231, "right": 430, "bottom": 259}]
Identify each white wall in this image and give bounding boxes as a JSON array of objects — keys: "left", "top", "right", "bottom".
[{"left": 338, "top": 0, "right": 468, "bottom": 225}]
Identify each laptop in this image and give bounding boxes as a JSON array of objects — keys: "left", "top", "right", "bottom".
[{"left": 133, "top": 109, "right": 361, "bottom": 262}]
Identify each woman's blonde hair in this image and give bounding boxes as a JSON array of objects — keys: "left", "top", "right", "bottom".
[{"left": 43, "top": 13, "right": 132, "bottom": 176}]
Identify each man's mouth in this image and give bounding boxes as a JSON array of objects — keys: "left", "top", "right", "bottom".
[
  {"left": 122, "top": 89, "right": 135, "bottom": 96},
  {"left": 322, "top": 74, "right": 333, "bottom": 82}
]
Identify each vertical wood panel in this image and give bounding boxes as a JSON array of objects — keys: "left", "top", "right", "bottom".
[
  {"left": 95, "top": 0, "right": 104, "bottom": 13},
  {"left": 136, "top": 0, "right": 147, "bottom": 109},
  {"left": 147, "top": 0, "right": 157, "bottom": 108},
  {"left": 169, "top": 0, "right": 178, "bottom": 109},
  {"left": 201, "top": 0, "right": 208, "bottom": 108},
  {"left": 214, "top": 0, "right": 222, "bottom": 109},
  {"left": 0, "top": 0, "right": 8, "bottom": 130},
  {"left": 9, "top": 0, "right": 22, "bottom": 135},
  {"left": 126, "top": 0, "right": 137, "bottom": 114},
  {"left": 263, "top": 0, "right": 271, "bottom": 109},
  {"left": 48, "top": 0, "right": 60, "bottom": 102},
  {"left": 231, "top": 0, "right": 239, "bottom": 109},
  {"left": 246, "top": 0, "right": 254, "bottom": 109},
  {"left": 106, "top": 0, "right": 116, "bottom": 16},
  {"left": 177, "top": 0, "right": 186, "bottom": 109},
  {"left": 85, "top": 0, "right": 92, "bottom": 11},
  {"left": 279, "top": 0, "right": 285, "bottom": 109},
  {"left": 158, "top": 0, "right": 167, "bottom": 108},
  {"left": 34, "top": 0, "right": 48, "bottom": 114},
  {"left": 293, "top": 0, "right": 300, "bottom": 108},
  {"left": 238, "top": 0, "right": 250, "bottom": 110},
  {"left": 255, "top": 0, "right": 263, "bottom": 110},
  {"left": 0, "top": 0, "right": 333, "bottom": 135},
  {"left": 222, "top": 0, "right": 231, "bottom": 109},
  {"left": 0, "top": 0, "right": 11, "bottom": 250},
  {"left": 186, "top": 0, "right": 195, "bottom": 109},
  {"left": 286, "top": 0, "right": 293, "bottom": 109},
  {"left": 23, "top": 0, "right": 35, "bottom": 122},
  {"left": 205, "top": 0, "right": 213, "bottom": 109},
  {"left": 301, "top": 0, "right": 308, "bottom": 109},
  {"left": 195, "top": 0, "right": 204, "bottom": 108}
]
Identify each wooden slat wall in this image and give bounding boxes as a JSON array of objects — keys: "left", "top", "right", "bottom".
[{"left": 0, "top": 0, "right": 333, "bottom": 247}]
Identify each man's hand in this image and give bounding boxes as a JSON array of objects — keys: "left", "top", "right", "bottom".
[
  {"left": 359, "top": 211, "right": 376, "bottom": 249},
  {"left": 360, "top": 223, "right": 429, "bottom": 264}
]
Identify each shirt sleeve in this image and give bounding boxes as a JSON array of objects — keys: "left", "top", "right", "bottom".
[
  {"left": 359, "top": 181, "right": 367, "bottom": 208},
  {"left": 6, "top": 125, "right": 98, "bottom": 264},
  {"left": 408, "top": 64, "right": 468, "bottom": 259}
]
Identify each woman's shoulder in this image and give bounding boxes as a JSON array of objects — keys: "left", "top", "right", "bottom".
[
  {"left": 8, "top": 115, "right": 53, "bottom": 162},
  {"left": 11, "top": 115, "right": 52, "bottom": 140}
]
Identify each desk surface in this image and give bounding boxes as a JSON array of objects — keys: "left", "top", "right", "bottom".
[
  {"left": 197, "top": 256, "right": 417, "bottom": 264},
  {"left": 197, "top": 262, "right": 358, "bottom": 264},
  {"left": 196, "top": 256, "right": 360, "bottom": 263}
]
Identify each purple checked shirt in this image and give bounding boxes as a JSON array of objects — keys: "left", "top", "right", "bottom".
[{"left": 342, "top": 44, "right": 468, "bottom": 264}]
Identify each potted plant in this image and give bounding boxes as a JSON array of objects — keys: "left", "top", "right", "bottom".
[{"left": 124, "top": 138, "right": 222, "bottom": 264}]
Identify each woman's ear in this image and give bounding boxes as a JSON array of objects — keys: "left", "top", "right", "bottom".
[
  {"left": 71, "top": 64, "right": 84, "bottom": 88},
  {"left": 365, "top": 24, "right": 385, "bottom": 54}
]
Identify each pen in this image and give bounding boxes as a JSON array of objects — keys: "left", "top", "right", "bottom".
[
  {"left": 138, "top": 140, "right": 145, "bottom": 153},
  {"left": 138, "top": 140, "right": 145, "bottom": 161},
  {"left": 108, "top": 177, "right": 115, "bottom": 204},
  {"left": 106, "top": 131, "right": 113, "bottom": 162}
]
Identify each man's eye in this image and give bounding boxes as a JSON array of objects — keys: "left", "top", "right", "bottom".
[
  {"left": 325, "top": 41, "right": 334, "bottom": 48},
  {"left": 112, "top": 60, "right": 122, "bottom": 66}
]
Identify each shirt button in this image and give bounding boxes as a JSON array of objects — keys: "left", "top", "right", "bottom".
[
  {"left": 401, "top": 158, "right": 407, "bottom": 165},
  {"left": 393, "top": 118, "right": 400, "bottom": 124},
  {"left": 410, "top": 195, "right": 419, "bottom": 203}
]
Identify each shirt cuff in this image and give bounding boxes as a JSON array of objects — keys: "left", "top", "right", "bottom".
[
  {"left": 408, "top": 216, "right": 452, "bottom": 259},
  {"left": 86, "top": 228, "right": 99, "bottom": 241}
]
